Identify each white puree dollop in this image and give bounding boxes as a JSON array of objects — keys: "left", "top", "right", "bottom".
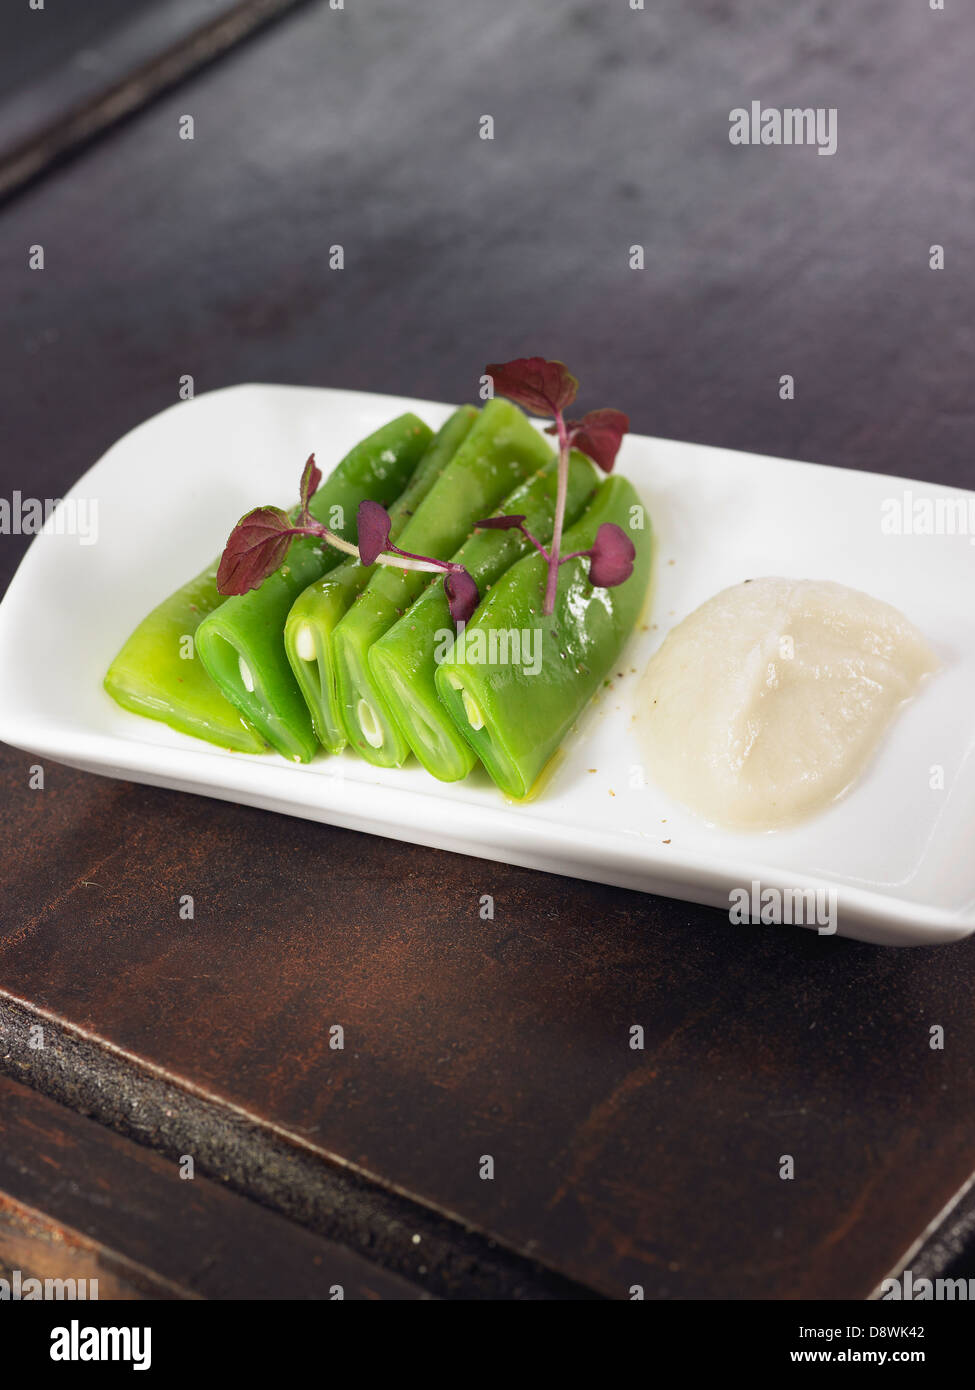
[{"left": 637, "top": 577, "right": 938, "bottom": 830}]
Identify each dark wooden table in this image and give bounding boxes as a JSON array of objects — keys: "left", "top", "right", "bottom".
[{"left": 2, "top": 0, "right": 974, "bottom": 1301}]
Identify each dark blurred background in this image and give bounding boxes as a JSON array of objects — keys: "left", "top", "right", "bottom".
[{"left": 2, "top": 0, "right": 973, "bottom": 601}]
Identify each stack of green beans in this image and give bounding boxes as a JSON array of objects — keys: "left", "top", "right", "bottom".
[
  {"left": 368, "top": 449, "right": 599, "bottom": 782},
  {"left": 194, "top": 414, "right": 434, "bottom": 763},
  {"left": 106, "top": 412, "right": 434, "bottom": 759},
  {"left": 105, "top": 402, "right": 652, "bottom": 800},
  {"left": 283, "top": 406, "right": 477, "bottom": 754},
  {"left": 329, "top": 397, "right": 554, "bottom": 766}
]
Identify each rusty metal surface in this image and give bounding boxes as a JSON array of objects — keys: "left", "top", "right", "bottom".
[{"left": 1, "top": 0, "right": 974, "bottom": 1298}]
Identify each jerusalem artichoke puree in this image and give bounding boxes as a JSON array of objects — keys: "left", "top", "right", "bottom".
[{"left": 637, "top": 577, "right": 938, "bottom": 830}]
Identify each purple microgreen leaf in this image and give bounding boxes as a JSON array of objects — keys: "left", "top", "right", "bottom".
[
  {"left": 566, "top": 409, "right": 629, "bottom": 474},
  {"left": 474, "top": 512, "right": 551, "bottom": 563},
  {"left": 474, "top": 513, "right": 527, "bottom": 530},
  {"left": 356, "top": 499, "right": 393, "bottom": 566},
  {"left": 444, "top": 567, "right": 480, "bottom": 625},
  {"left": 299, "top": 453, "right": 322, "bottom": 516},
  {"left": 217, "top": 506, "right": 295, "bottom": 596},
  {"left": 585, "top": 522, "right": 636, "bottom": 589},
  {"left": 474, "top": 513, "right": 549, "bottom": 560},
  {"left": 485, "top": 357, "right": 579, "bottom": 418}
]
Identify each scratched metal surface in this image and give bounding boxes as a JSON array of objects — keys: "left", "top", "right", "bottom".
[{"left": 1, "top": 0, "right": 974, "bottom": 1298}]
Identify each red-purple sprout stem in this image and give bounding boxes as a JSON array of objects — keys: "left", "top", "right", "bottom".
[
  {"left": 543, "top": 412, "right": 570, "bottom": 616},
  {"left": 519, "top": 524, "right": 550, "bottom": 563},
  {"left": 384, "top": 543, "right": 465, "bottom": 576},
  {"left": 294, "top": 521, "right": 445, "bottom": 575}
]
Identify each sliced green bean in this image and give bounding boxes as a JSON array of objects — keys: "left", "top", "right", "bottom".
[
  {"left": 104, "top": 560, "right": 266, "bottom": 753},
  {"left": 435, "top": 476, "right": 652, "bottom": 799},
  {"left": 283, "top": 406, "right": 477, "bottom": 754},
  {"left": 196, "top": 413, "right": 432, "bottom": 763},
  {"left": 369, "top": 450, "right": 598, "bottom": 781},
  {"left": 332, "top": 398, "right": 553, "bottom": 767}
]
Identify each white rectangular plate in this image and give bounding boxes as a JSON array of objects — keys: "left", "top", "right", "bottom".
[{"left": 1, "top": 385, "right": 973, "bottom": 946}]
